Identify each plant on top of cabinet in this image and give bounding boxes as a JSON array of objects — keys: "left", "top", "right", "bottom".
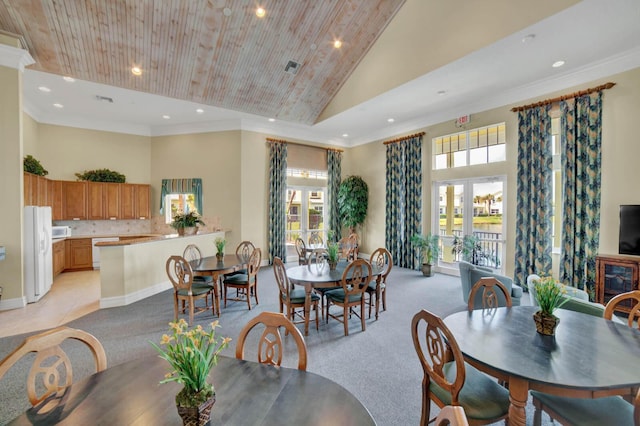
[
  {"left": 75, "top": 169, "right": 126, "bottom": 183},
  {"left": 24, "top": 155, "right": 48, "bottom": 176}
]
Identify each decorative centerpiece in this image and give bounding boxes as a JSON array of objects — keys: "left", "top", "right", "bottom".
[
  {"left": 215, "top": 237, "right": 226, "bottom": 261},
  {"left": 532, "top": 276, "right": 569, "bottom": 336},
  {"left": 326, "top": 240, "right": 339, "bottom": 271},
  {"left": 151, "top": 319, "right": 231, "bottom": 426},
  {"left": 171, "top": 211, "right": 205, "bottom": 236}
]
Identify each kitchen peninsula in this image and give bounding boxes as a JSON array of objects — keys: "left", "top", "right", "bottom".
[{"left": 96, "top": 231, "right": 225, "bottom": 308}]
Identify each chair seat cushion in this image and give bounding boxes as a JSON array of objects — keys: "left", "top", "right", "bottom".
[
  {"left": 430, "top": 361, "right": 510, "bottom": 421},
  {"left": 324, "top": 288, "right": 362, "bottom": 303},
  {"left": 193, "top": 275, "right": 213, "bottom": 284},
  {"left": 530, "top": 391, "right": 634, "bottom": 426},
  {"left": 176, "top": 286, "right": 211, "bottom": 297},
  {"left": 286, "top": 288, "right": 320, "bottom": 304},
  {"left": 224, "top": 274, "right": 253, "bottom": 285}
]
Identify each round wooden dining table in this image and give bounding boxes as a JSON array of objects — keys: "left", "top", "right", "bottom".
[
  {"left": 443, "top": 306, "right": 640, "bottom": 426},
  {"left": 8, "top": 355, "right": 376, "bottom": 425},
  {"left": 190, "top": 254, "right": 248, "bottom": 316}
]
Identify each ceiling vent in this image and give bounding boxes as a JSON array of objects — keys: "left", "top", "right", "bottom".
[
  {"left": 284, "top": 60, "right": 300, "bottom": 75},
  {"left": 95, "top": 95, "right": 114, "bottom": 103}
]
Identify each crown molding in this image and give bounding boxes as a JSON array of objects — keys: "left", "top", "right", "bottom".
[{"left": 0, "top": 44, "right": 34, "bottom": 71}]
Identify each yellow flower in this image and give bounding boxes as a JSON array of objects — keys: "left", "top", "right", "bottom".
[
  {"left": 164, "top": 372, "right": 173, "bottom": 379},
  {"left": 160, "top": 334, "right": 173, "bottom": 344},
  {"left": 210, "top": 320, "right": 220, "bottom": 329},
  {"left": 222, "top": 337, "right": 233, "bottom": 345}
]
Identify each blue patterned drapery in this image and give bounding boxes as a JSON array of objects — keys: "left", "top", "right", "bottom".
[
  {"left": 268, "top": 141, "right": 287, "bottom": 264},
  {"left": 559, "top": 93, "right": 603, "bottom": 294},
  {"left": 514, "top": 105, "right": 553, "bottom": 289},
  {"left": 327, "top": 149, "right": 342, "bottom": 240},
  {"left": 385, "top": 135, "right": 422, "bottom": 269},
  {"left": 159, "top": 178, "right": 203, "bottom": 215}
]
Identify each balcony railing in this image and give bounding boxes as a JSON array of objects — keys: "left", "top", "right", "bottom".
[{"left": 439, "top": 228, "right": 502, "bottom": 269}]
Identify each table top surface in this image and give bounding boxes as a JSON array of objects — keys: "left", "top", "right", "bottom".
[
  {"left": 9, "top": 355, "right": 376, "bottom": 426},
  {"left": 443, "top": 306, "right": 640, "bottom": 390},
  {"left": 287, "top": 260, "right": 383, "bottom": 284},
  {"left": 190, "top": 254, "right": 248, "bottom": 272}
]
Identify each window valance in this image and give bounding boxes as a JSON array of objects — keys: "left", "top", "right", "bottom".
[{"left": 159, "top": 178, "right": 203, "bottom": 215}]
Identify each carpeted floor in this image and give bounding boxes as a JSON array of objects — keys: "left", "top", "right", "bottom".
[{"left": 0, "top": 265, "right": 550, "bottom": 425}]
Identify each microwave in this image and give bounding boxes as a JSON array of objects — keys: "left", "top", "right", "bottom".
[{"left": 52, "top": 226, "right": 72, "bottom": 238}]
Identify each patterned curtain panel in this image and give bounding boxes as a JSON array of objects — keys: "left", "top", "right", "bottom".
[
  {"left": 514, "top": 106, "right": 553, "bottom": 289},
  {"left": 327, "top": 150, "right": 342, "bottom": 239},
  {"left": 385, "top": 136, "right": 422, "bottom": 269},
  {"left": 159, "top": 178, "right": 203, "bottom": 214},
  {"left": 268, "top": 142, "right": 287, "bottom": 264},
  {"left": 559, "top": 93, "right": 603, "bottom": 293}
]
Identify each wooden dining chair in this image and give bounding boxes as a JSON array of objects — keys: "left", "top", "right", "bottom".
[
  {"left": 166, "top": 255, "right": 215, "bottom": 324},
  {"left": 604, "top": 289, "right": 640, "bottom": 329},
  {"left": 295, "top": 238, "right": 309, "bottom": 265},
  {"left": 435, "top": 406, "right": 470, "bottom": 426},
  {"left": 273, "top": 257, "right": 319, "bottom": 331},
  {"left": 308, "top": 232, "right": 323, "bottom": 247},
  {"left": 411, "top": 309, "right": 510, "bottom": 425},
  {"left": 467, "top": 277, "right": 512, "bottom": 311},
  {"left": 183, "top": 244, "right": 215, "bottom": 289},
  {"left": 325, "top": 259, "right": 372, "bottom": 336},
  {"left": 366, "top": 247, "right": 392, "bottom": 318},
  {"left": 223, "top": 248, "right": 261, "bottom": 310},
  {"left": 235, "top": 311, "right": 308, "bottom": 371},
  {"left": 0, "top": 326, "right": 107, "bottom": 414}
]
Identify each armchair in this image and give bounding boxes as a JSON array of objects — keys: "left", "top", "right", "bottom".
[{"left": 458, "top": 261, "right": 523, "bottom": 307}]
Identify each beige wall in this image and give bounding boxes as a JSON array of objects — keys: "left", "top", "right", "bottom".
[{"left": 22, "top": 113, "right": 38, "bottom": 157}]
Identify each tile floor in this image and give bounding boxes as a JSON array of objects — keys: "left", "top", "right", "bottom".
[{"left": 0, "top": 270, "right": 100, "bottom": 338}]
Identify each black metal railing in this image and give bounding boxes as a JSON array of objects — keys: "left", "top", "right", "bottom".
[{"left": 439, "top": 228, "right": 503, "bottom": 269}]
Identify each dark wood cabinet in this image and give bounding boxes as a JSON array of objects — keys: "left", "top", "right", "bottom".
[
  {"left": 53, "top": 239, "right": 66, "bottom": 277},
  {"left": 595, "top": 254, "right": 640, "bottom": 314},
  {"left": 63, "top": 181, "right": 88, "bottom": 220},
  {"left": 65, "top": 238, "right": 93, "bottom": 271}
]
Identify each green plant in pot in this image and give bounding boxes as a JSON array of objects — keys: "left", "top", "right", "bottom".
[
  {"left": 171, "top": 211, "right": 205, "bottom": 236},
  {"left": 532, "top": 275, "right": 570, "bottom": 336},
  {"left": 451, "top": 234, "right": 497, "bottom": 267},
  {"left": 411, "top": 233, "right": 440, "bottom": 277},
  {"left": 326, "top": 241, "right": 340, "bottom": 271},
  {"left": 23, "top": 155, "right": 48, "bottom": 176},
  {"left": 214, "top": 237, "right": 226, "bottom": 260},
  {"left": 337, "top": 175, "right": 368, "bottom": 235}
]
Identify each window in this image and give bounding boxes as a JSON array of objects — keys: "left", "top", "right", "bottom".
[
  {"left": 433, "top": 123, "right": 506, "bottom": 170},
  {"left": 164, "top": 194, "right": 197, "bottom": 224},
  {"left": 286, "top": 168, "right": 327, "bottom": 180},
  {"left": 159, "top": 178, "right": 203, "bottom": 223}
]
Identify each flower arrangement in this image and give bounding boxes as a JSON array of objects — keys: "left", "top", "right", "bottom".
[
  {"left": 151, "top": 319, "right": 231, "bottom": 407},
  {"left": 214, "top": 237, "right": 226, "bottom": 256},
  {"left": 533, "top": 275, "right": 570, "bottom": 316},
  {"left": 171, "top": 210, "right": 205, "bottom": 230}
]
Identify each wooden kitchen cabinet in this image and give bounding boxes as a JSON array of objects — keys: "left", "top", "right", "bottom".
[
  {"left": 596, "top": 254, "right": 640, "bottom": 314},
  {"left": 23, "top": 172, "right": 32, "bottom": 205},
  {"left": 87, "top": 182, "right": 105, "bottom": 220},
  {"left": 23, "top": 172, "right": 48, "bottom": 206},
  {"left": 105, "top": 183, "right": 121, "bottom": 219},
  {"left": 63, "top": 181, "right": 88, "bottom": 220},
  {"left": 51, "top": 180, "right": 64, "bottom": 220},
  {"left": 120, "top": 183, "right": 150, "bottom": 219},
  {"left": 135, "top": 184, "right": 151, "bottom": 219},
  {"left": 65, "top": 238, "right": 93, "bottom": 271},
  {"left": 53, "top": 239, "right": 66, "bottom": 277}
]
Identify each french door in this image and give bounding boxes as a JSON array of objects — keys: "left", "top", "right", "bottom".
[
  {"left": 285, "top": 187, "right": 327, "bottom": 262},
  {"left": 433, "top": 176, "right": 506, "bottom": 274}
]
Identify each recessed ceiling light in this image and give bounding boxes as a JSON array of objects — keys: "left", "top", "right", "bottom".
[
  {"left": 256, "top": 7, "right": 265, "bottom": 18},
  {"left": 521, "top": 34, "right": 536, "bottom": 43},
  {"left": 333, "top": 40, "right": 342, "bottom": 49},
  {"left": 162, "top": 115, "right": 170, "bottom": 119},
  {"left": 342, "top": 133, "right": 349, "bottom": 138},
  {"left": 131, "top": 66, "right": 142, "bottom": 76},
  {"left": 387, "top": 118, "right": 395, "bottom": 123},
  {"left": 268, "top": 118, "right": 276, "bottom": 122},
  {"left": 38, "top": 86, "right": 51, "bottom": 92},
  {"left": 552, "top": 60, "right": 565, "bottom": 68},
  {"left": 53, "top": 103, "right": 63, "bottom": 108},
  {"left": 63, "top": 76, "right": 75, "bottom": 82},
  {"left": 196, "top": 108, "right": 204, "bottom": 114},
  {"left": 437, "top": 90, "right": 446, "bottom": 96},
  {"left": 310, "top": 43, "right": 317, "bottom": 50},
  {"left": 223, "top": 7, "right": 232, "bottom": 16}
]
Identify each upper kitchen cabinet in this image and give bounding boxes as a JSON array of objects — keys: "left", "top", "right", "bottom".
[
  {"left": 62, "top": 181, "right": 88, "bottom": 220},
  {"left": 51, "top": 180, "right": 64, "bottom": 220},
  {"left": 87, "top": 181, "right": 105, "bottom": 220},
  {"left": 136, "top": 184, "right": 151, "bottom": 219},
  {"left": 105, "top": 183, "right": 121, "bottom": 220},
  {"left": 23, "top": 172, "right": 48, "bottom": 206},
  {"left": 120, "top": 183, "right": 151, "bottom": 220}
]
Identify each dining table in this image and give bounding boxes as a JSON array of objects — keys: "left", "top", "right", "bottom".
[
  {"left": 287, "top": 260, "right": 385, "bottom": 335},
  {"left": 190, "top": 254, "right": 249, "bottom": 317},
  {"left": 8, "top": 355, "right": 377, "bottom": 425},
  {"left": 443, "top": 305, "right": 640, "bottom": 426}
]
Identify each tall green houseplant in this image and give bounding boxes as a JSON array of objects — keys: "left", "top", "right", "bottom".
[{"left": 337, "top": 175, "right": 368, "bottom": 234}]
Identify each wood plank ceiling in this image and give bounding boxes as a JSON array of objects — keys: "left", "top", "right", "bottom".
[{"left": 0, "top": 0, "right": 405, "bottom": 125}]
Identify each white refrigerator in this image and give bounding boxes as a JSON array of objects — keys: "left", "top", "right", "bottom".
[{"left": 24, "top": 206, "right": 53, "bottom": 303}]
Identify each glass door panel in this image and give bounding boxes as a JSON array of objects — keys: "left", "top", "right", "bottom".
[
  {"left": 471, "top": 181, "right": 504, "bottom": 269},
  {"left": 436, "top": 183, "right": 464, "bottom": 267},
  {"left": 285, "top": 187, "right": 326, "bottom": 261}
]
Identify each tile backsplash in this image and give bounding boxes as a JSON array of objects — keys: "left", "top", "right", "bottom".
[{"left": 54, "top": 215, "right": 223, "bottom": 237}]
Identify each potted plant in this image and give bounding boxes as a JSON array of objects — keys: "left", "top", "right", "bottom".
[
  {"left": 451, "top": 234, "right": 496, "bottom": 266},
  {"left": 531, "top": 275, "right": 570, "bottom": 336},
  {"left": 151, "top": 319, "right": 231, "bottom": 425},
  {"left": 171, "top": 211, "right": 205, "bottom": 236},
  {"left": 337, "top": 176, "right": 368, "bottom": 234},
  {"left": 326, "top": 241, "right": 340, "bottom": 271},
  {"left": 411, "top": 233, "right": 440, "bottom": 277},
  {"left": 215, "top": 237, "right": 226, "bottom": 261},
  {"left": 23, "top": 155, "right": 48, "bottom": 176}
]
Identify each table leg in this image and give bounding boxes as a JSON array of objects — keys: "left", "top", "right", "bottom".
[
  {"left": 508, "top": 377, "right": 528, "bottom": 426},
  {"left": 375, "top": 276, "right": 381, "bottom": 320},
  {"left": 303, "top": 283, "right": 312, "bottom": 336},
  {"left": 212, "top": 273, "right": 221, "bottom": 317}
]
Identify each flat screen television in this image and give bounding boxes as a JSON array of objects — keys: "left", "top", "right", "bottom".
[{"left": 619, "top": 205, "right": 640, "bottom": 256}]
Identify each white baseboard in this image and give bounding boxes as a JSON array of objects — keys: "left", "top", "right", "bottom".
[
  {"left": 100, "top": 280, "right": 172, "bottom": 308},
  {"left": 0, "top": 296, "right": 27, "bottom": 311}
]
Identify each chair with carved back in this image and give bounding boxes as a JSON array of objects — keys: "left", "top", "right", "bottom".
[
  {"left": 183, "top": 244, "right": 215, "bottom": 290},
  {"left": 223, "top": 248, "right": 261, "bottom": 310},
  {"left": 166, "top": 255, "right": 215, "bottom": 324},
  {"left": 434, "top": 406, "right": 470, "bottom": 426},
  {"left": 273, "top": 257, "right": 319, "bottom": 331},
  {"left": 325, "top": 259, "right": 372, "bottom": 336},
  {"left": 366, "top": 247, "right": 393, "bottom": 319},
  {"left": 531, "top": 289, "right": 640, "bottom": 426},
  {"left": 411, "top": 309, "right": 510, "bottom": 425},
  {"left": 467, "top": 277, "right": 512, "bottom": 311},
  {"left": 235, "top": 311, "right": 308, "bottom": 371},
  {"left": 295, "top": 238, "right": 309, "bottom": 265},
  {"left": 308, "top": 232, "right": 323, "bottom": 248},
  {"left": 0, "top": 326, "right": 107, "bottom": 415}
]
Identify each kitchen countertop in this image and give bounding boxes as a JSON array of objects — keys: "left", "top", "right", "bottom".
[{"left": 93, "top": 231, "right": 223, "bottom": 247}]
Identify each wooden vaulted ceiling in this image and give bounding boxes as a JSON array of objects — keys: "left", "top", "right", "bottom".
[{"left": 0, "top": 0, "right": 405, "bottom": 125}]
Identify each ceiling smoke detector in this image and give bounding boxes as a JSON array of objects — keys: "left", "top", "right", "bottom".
[
  {"left": 284, "top": 60, "right": 300, "bottom": 75},
  {"left": 95, "top": 95, "right": 114, "bottom": 103}
]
